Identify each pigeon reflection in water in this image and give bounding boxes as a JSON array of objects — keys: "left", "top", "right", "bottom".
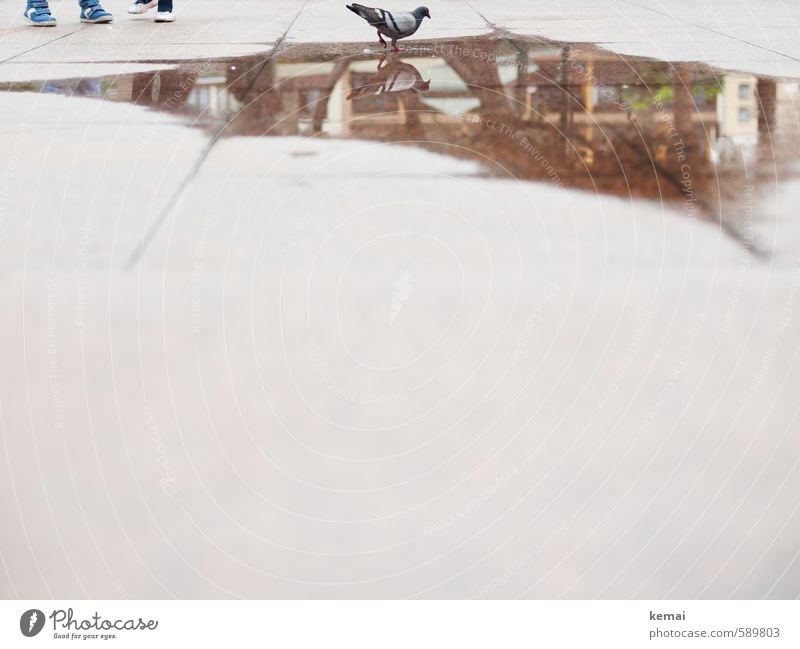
[{"left": 347, "top": 54, "right": 430, "bottom": 101}]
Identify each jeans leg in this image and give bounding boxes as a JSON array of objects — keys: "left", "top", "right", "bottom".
[{"left": 157, "top": 0, "right": 172, "bottom": 11}]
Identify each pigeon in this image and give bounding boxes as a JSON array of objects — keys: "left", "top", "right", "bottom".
[
  {"left": 346, "top": 4, "right": 431, "bottom": 51},
  {"left": 347, "top": 55, "right": 431, "bottom": 100}
]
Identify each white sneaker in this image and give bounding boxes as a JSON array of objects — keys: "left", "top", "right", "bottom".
[
  {"left": 154, "top": 10, "right": 174, "bottom": 21},
  {"left": 127, "top": 0, "right": 155, "bottom": 14}
]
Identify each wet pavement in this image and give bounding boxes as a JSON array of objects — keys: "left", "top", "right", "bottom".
[
  {"left": 2, "top": 24, "right": 800, "bottom": 601},
  {"left": 4, "top": 36, "right": 797, "bottom": 255},
  {"left": 3, "top": 0, "right": 800, "bottom": 77}
]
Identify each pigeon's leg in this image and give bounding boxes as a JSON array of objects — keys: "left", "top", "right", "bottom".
[
  {"left": 377, "top": 31, "right": 387, "bottom": 48},
  {"left": 391, "top": 38, "right": 400, "bottom": 52}
]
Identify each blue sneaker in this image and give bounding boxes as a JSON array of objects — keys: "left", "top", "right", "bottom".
[
  {"left": 23, "top": 0, "right": 57, "bottom": 26},
  {"left": 79, "top": 0, "right": 113, "bottom": 23}
]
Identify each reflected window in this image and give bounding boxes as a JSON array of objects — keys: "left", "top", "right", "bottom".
[
  {"left": 738, "top": 107, "right": 751, "bottom": 123},
  {"left": 738, "top": 83, "right": 750, "bottom": 99}
]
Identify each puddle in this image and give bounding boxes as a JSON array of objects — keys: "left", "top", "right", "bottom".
[{"left": 5, "top": 36, "right": 799, "bottom": 252}]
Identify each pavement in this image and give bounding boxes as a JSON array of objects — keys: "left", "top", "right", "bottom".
[
  {"left": 1, "top": 1, "right": 800, "bottom": 599},
  {"left": 3, "top": 0, "right": 800, "bottom": 74}
]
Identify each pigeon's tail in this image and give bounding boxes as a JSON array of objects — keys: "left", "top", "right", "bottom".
[
  {"left": 346, "top": 3, "right": 380, "bottom": 23},
  {"left": 346, "top": 86, "right": 371, "bottom": 100}
]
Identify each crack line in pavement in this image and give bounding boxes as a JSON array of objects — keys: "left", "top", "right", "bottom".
[
  {"left": 460, "top": 0, "right": 498, "bottom": 32},
  {"left": 125, "top": 0, "right": 310, "bottom": 268},
  {"left": 629, "top": 2, "right": 800, "bottom": 63},
  {"left": 603, "top": 122, "right": 768, "bottom": 259},
  {"left": 0, "top": 28, "right": 82, "bottom": 65}
]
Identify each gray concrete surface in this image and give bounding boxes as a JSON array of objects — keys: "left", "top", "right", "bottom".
[
  {"left": 1, "top": 1, "right": 800, "bottom": 599},
  {"left": 4, "top": 0, "right": 800, "bottom": 74}
]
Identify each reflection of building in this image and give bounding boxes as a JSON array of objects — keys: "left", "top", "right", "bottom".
[
  {"left": 718, "top": 74, "right": 758, "bottom": 137},
  {"left": 187, "top": 72, "right": 240, "bottom": 116},
  {"left": 711, "top": 73, "right": 759, "bottom": 165},
  {"left": 28, "top": 38, "right": 788, "bottom": 241}
]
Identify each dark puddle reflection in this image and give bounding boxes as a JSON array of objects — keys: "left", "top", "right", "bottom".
[{"left": 6, "top": 36, "right": 800, "bottom": 253}]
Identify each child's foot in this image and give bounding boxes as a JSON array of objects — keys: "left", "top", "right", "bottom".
[
  {"left": 23, "top": 0, "right": 57, "bottom": 26},
  {"left": 127, "top": 0, "right": 156, "bottom": 14},
  {"left": 154, "top": 10, "right": 175, "bottom": 22},
  {"left": 79, "top": 0, "right": 113, "bottom": 23}
]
